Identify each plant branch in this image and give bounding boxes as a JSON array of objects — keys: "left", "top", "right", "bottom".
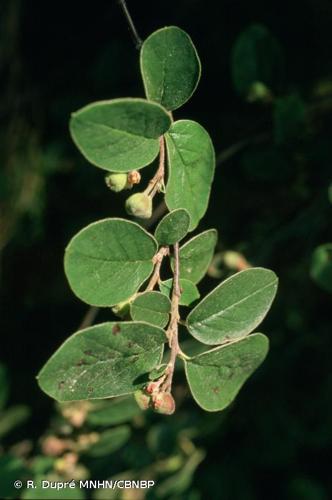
[
  {"left": 146, "top": 246, "right": 169, "bottom": 291},
  {"left": 144, "top": 136, "right": 165, "bottom": 197},
  {"left": 162, "top": 242, "right": 181, "bottom": 392},
  {"left": 117, "top": 0, "right": 142, "bottom": 49}
]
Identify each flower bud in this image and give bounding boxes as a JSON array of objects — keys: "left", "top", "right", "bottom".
[
  {"left": 134, "top": 390, "right": 151, "bottom": 410},
  {"left": 125, "top": 193, "right": 152, "bottom": 219},
  {"left": 152, "top": 392, "right": 175, "bottom": 415},
  {"left": 105, "top": 173, "right": 128, "bottom": 192},
  {"left": 111, "top": 299, "right": 131, "bottom": 319}
]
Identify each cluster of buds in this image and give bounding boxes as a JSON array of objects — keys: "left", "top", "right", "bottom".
[{"left": 134, "top": 380, "right": 175, "bottom": 415}]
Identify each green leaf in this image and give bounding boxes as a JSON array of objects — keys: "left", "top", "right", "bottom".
[
  {"left": 155, "top": 209, "right": 191, "bottom": 245},
  {"left": 140, "top": 26, "right": 201, "bottom": 111},
  {"left": 185, "top": 333, "right": 269, "bottom": 411},
  {"left": 83, "top": 426, "right": 131, "bottom": 457},
  {"left": 0, "top": 455, "right": 27, "bottom": 499},
  {"left": 231, "top": 24, "right": 284, "bottom": 97},
  {"left": 310, "top": 243, "right": 332, "bottom": 293},
  {"left": 177, "top": 229, "right": 218, "bottom": 284},
  {"left": 22, "top": 478, "right": 85, "bottom": 499},
  {"left": 0, "top": 405, "right": 31, "bottom": 439},
  {"left": 274, "top": 93, "right": 306, "bottom": 144},
  {"left": 165, "top": 120, "right": 215, "bottom": 231},
  {"left": 187, "top": 268, "right": 278, "bottom": 345},
  {"left": 64, "top": 218, "right": 157, "bottom": 307},
  {"left": 87, "top": 397, "right": 141, "bottom": 426},
  {"left": 160, "top": 279, "right": 200, "bottom": 307},
  {"left": 37, "top": 322, "right": 166, "bottom": 402},
  {"left": 130, "top": 291, "right": 171, "bottom": 328},
  {"left": 70, "top": 98, "right": 171, "bottom": 172}
]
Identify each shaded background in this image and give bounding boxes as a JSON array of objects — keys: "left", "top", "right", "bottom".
[{"left": 1, "top": 0, "right": 332, "bottom": 498}]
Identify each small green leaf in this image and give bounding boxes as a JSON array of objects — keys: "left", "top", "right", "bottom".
[
  {"left": 83, "top": 426, "right": 131, "bottom": 457},
  {"left": 37, "top": 322, "right": 166, "bottom": 402},
  {"left": 231, "top": 24, "right": 284, "bottom": 97},
  {"left": 160, "top": 279, "right": 200, "bottom": 306},
  {"left": 177, "top": 229, "right": 218, "bottom": 284},
  {"left": 86, "top": 397, "right": 141, "bottom": 426},
  {"left": 64, "top": 218, "right": 157, "bottom": 307},
  {"left": 310, "top": 243, "right": 332, "bottom": 293},
  {"left": 274, "top": 93, "right": 307, "bottom": 144},
  {"left": 154, "top": 209, "right": 191, "bottom": 245},
  {"left": 0, "top": 405, "right": 31, "bottom": 439},
  {"left": 185, "top": 333, "right": 269, "bottom": 411},
  {"left": 70, "top": 98, "right": 171, "bottom": 172},
  {"left": 187, "top": 268, "right": 278, "bottom": 345},
  {"left": 140, "top": 26, "right": 201, "bottom": 110},
  {"left": 165, "top": 120, "right": 215, "bottom": 231},
  {"left": 131, "top": 291, "right": 171, "bottom": 328}
]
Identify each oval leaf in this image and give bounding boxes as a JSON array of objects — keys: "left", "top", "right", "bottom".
[
  {"left": 154, "top": 209, "right": 191, "bottom": 245},
  {"left": 70, "top": 98, "right": 171, "bottom": 172},
  {"left": 310, "top": 243, "right": 332, "bottom": 293},
  {"left": 64, "top": 218, "right": 157, "bottom": 307},
  {"left": 130, "top": 291, "right": 171, "bottom": 328},
  {"left": 176, "top": 229, "right": 218, "bottom": 284},
  {"left": 231, "top": 24, "right": 284, "bottom": 97},
  {"left": 83, "top": 426, "right": 131, "bottom": 457},
  {"left": 140, "top": 26, "right": 201, "bottom": 110},
  {"left": 86, "top": 397, "right": 141, "bottom": 426},
  {"left": 165, "top": 120, "right": 215, "bottom": 231},
  {"left": 37, "top": 322, "right": 166, "bottom": 401},
  {"left": 160, "top": 278, "right": 200, "bottom": 307},
  {"left": 185, "top": 333, "right": 269, "bottom": 411},
  {"left": 187, "top": 268, "right": 278, "bottom": 344}
]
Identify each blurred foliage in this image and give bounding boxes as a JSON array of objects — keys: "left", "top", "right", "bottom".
[{"left": 1, "top": 0, "right": 332, "bottom": 498}]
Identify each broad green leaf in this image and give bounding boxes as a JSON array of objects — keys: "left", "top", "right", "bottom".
[
  {"left": 0, "top": 405, "right": 31, "bottom": 439},
  {"left": 70, "top": 98, "right": 171, "bottom": 172},
  {"left": 176, "top": 229, "right": 218, "bottom": 284},
  {"left": 37, "top": 322, "right": 166, "bottom": 402},
  {"left": 187, "top": 268, "right": 278, "bottom": 345},
  {"left": 0, "top": 363, "right": 9, "bottom": 410},
  {"left": 160, "top": 279, "right": 200, "bottom": 307},
  {"left": 140, "top": 26, "right": 201, "bottom": 111},
  {"left": 82, "top": 426, "right": 131, "bottom": 457},
  {"left": 87, "top": 397, "right": 141, "bottom": 426},
  {"left": 130, "top": 291, "right": 171, "bottom": 328},
  {"left": 274, "top": 94, "right": 306, "bottom": 144},
  {"left": 64, "top": 218, "right": 157, "bottom": 307},
  {"left": 165, "top": 120, "right": 215, "bottom": 231},
  {"left": 22, "top": 477, "right": 85, "bottom": 499},
  {"left": 185, "top": 333, "right": 269, "bottom": 411},
  {"left": 155, "top": 209, "right": 191, "bottom": 245},
  {"left": 310, "top": 243, "right": 332, "bottom": 293},
  {"left": 231, "top": 24, "right": 284, "bottom": 97},
  {"left": 0, "top": 455, "right": 28, "bottom": 499}
]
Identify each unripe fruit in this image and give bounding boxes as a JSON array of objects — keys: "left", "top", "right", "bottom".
[
  {"left": 125, "top": 193, "right": 152, "bottom": 219},
  {"left": 105, "top": 173, "right": 128, "bottom": 192},
  {"left": 152, "top": 392, "right": 175, "bottom": 415},
  {"left": 134, "top": 390, "right": 151, "bottom": 410}
]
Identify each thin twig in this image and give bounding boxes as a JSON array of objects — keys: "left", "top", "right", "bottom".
[
  {"left": 144, "top": 136, "right": 165, "bottom": 197},
  {"left": 162, "top": 242, "right": 181, "bottom": 392},
  {"left": 78, "top": 306, "right": 99, "bottom": 330},
  {"left": 117, "top": 0, "right": 142, "bottom": 49},
  {"left": 146, "top": 246, "right": 169, "bottom": 291}
]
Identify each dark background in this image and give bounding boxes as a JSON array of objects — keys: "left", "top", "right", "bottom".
[{"left": 1, "top": 0, "right": 332, "bottom": 498}]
